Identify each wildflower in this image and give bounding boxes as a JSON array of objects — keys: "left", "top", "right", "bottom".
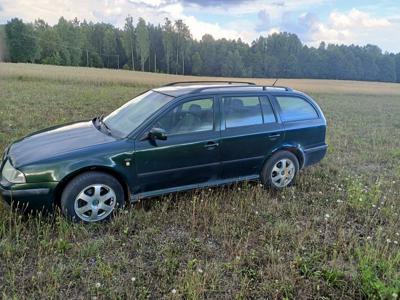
[
  {"left": 95, "top": 282, "right": 101, "bottom": 288},
  {"left": 336, "top": 199, "right": 343, "bottom": 203},
  {"left": 394, "top": 241, "right": 398, "bottom": 245},
  {"left": 396, "top": 232, "right": 399, "bottom": 236},
  {"left": 235, "top": 256, "right": 240, "bottom": 260},
  {"left": 324, "top": 214, "right": 330, "bottom": 220},
  {"left": 366, "top": 236, "right": 372, "bottom": 240},
  {"left": 255, "top": 211, "right": 259, "bottom": 215},
  {"left": 171, "top": 289, "right": 177, "bottom": 294},
  {"left": 131, "top": 277, "right": 136, "bottom": 282},
  {"left": 386, "top": 239, "right": 391, "bottom": 243},
  {"left": 197, "top": 268, "right": 203, "bottom": 274}
]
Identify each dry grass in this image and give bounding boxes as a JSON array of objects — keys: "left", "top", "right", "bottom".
[
  {"left": 0, "top": 63, "right": 399, "bottom": 299},
  {"left": 1, "top": 62, "right": 400, "bottom": 95}
]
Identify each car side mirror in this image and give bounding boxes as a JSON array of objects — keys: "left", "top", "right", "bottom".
[{"left": 148, "top": 128, "right": 167, "bottom": 141}]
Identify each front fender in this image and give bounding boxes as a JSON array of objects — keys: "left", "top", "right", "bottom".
[{"left": 21, "top": 140, "right": 135, "bottom": 184}]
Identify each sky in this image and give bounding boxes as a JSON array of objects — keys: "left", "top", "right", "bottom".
[{"left": 0, "top": 0, "right": 399, "bottom": 53}]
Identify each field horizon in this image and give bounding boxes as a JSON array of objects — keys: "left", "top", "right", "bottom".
[
  {"left": 0, "top": 63, "right": 399, "bottom": 299},
  {"left": 1, "top": 62, "right": 400, "bottom": 96}
]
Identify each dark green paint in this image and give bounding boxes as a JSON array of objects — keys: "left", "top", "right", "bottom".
[{"left": 0, "top": 86, "right": 327, "bottom": 210}]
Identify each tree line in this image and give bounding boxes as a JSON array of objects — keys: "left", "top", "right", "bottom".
[{"left": 2, "top": 17, "right": 400, "bottom": 83}]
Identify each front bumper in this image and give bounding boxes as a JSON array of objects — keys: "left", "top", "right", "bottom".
[{"left": 0, "top": 178, "right": 58, "bottom": 211}]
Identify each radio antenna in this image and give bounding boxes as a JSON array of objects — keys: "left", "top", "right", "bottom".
[{"left": 272, "top": 78, "right": 279, "bottom": 86}]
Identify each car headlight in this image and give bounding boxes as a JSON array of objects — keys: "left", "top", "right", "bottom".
[{"left": 2, "top": 160, "right": 26, "bottom": 184}]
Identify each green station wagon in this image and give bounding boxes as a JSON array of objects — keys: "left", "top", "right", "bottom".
[{"left": 0, "top": 81, "right": 327, "bottom": 222}]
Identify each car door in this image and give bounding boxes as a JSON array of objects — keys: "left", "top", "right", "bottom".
[
  {"left": 134, "top": 96, "right": 221, "bottom": 193},
  {"left": 219, "top": 94, "right": 283, "bottom": 179}
]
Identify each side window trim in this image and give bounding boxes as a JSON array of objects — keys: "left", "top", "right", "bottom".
[
  {"left": 148, "top": 96, "right": 217, "bottom": 138},
  {"left": 256, "top": 97, "right": 264, "bottom": 124},
  {"left": 260, "top": 96, "right": 279, "bottom": 124}
]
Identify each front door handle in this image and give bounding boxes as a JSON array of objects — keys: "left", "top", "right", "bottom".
[
  {"left": 268, "top": 133, "right": 281, "bottom": 140},
  {"left": 204, "top": 141, "right": 219, "bottom": 149}
]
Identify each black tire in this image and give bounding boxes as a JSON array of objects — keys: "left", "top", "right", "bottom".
[
  {"left": 261, "top": 151, "right": 300, "bottom": 190},
  {"left": 61, "top": 171, "right": 125, "bottom": 223}
]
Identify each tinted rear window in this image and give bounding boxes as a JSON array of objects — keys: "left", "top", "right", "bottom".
[{"left": 276, "top": 96, "right": 319, "bottom": 122}]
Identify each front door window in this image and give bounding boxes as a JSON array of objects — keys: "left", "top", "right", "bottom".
[{"left": 156, "top": 98, "right": 214, "bottom": 135}]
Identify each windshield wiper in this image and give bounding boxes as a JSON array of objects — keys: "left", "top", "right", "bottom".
[{"left": 97, "top": 114, "right": 112, "bottom": 135}]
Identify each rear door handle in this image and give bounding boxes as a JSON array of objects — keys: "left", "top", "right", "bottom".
[
  {"left": 204, "top": 141, "right": 219, "bottom": 149},
  {"left": 268, "top": 133, "right": 281, "bottom": 140}
]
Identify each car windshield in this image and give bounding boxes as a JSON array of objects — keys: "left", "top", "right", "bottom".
[{"left": 104, "top": 90, "right": 174, "bottom": 138}]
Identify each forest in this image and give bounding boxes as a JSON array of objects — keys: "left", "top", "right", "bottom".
[{"left": 2, "top": 17, "right": 400, "bottom": 82}]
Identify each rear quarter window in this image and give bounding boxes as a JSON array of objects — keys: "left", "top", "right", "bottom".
[{"left": 276, "top": 96, "right": 319, "bottom": 122}]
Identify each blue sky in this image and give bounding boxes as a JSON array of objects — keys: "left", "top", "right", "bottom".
[{"left": 1, "top": 0, "right": 399, "bottom": 52}]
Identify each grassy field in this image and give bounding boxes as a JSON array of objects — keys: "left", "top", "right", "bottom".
[{"left": 0, "top": 63, "right": 399, "bottom": 299}]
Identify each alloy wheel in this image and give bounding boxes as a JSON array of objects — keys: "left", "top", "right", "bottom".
[
  {"left": 270, "top": 158, "right": 296, "bottom": 188},
  {"left": 74, "top": 184, "right": 116, "bottom": 222}
]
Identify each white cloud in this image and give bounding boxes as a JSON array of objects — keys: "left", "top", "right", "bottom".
[
  {"left": 330, "top": 9, "right": 390, "bottom": 29},
  {"left": 306, "top": 9, "right": 398, "bottom": 52},
  {"left": 183, "top": 16, "right": 240, "bottom": 40}
]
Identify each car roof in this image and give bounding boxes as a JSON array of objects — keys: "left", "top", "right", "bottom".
[{"left": 153, "top": 83, "right": 299, "bottom": 98}]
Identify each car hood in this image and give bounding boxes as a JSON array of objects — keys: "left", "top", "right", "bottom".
[{"left": 8, "top": 121, "right": 116, "bottom": 168}]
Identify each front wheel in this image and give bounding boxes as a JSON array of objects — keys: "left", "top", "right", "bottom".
[
  {"left": 261, "top": 151, "right": 299, "bottom": 190},
  {"left": 61, "top": 172, "right": 125, "bottom": 223}
]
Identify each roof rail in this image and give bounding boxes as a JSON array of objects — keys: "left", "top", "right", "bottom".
[
  {"left": 163, "top": 80, "right": 256, "bottom": 87},
  {"left": 262, "top": 85, "right": 292, "bottom": 91},
  {"left": 188, "top": 84, "right": 294, "bottom": 94}
]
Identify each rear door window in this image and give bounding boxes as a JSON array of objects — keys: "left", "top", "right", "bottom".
[
  {"left": 276, "top": 96, "right": 319, "bottom": 122},
  {"left": 223, "top": 96, "right": 263, "bottom": 128}
]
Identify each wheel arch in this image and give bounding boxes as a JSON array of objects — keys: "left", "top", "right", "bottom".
[
  {"left": 264, "top": 145, "right": 305, "bottom": 170},
  {"left": 53, "top": 166, "right": 131, "bottom": 207}
]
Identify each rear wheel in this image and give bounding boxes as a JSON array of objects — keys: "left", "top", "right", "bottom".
[
  {"left": 261, "top": 151, "right": 299, "bottom": 190},
  {"left": 61, "top": 172, "right": 125, "bottom": 223}
]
